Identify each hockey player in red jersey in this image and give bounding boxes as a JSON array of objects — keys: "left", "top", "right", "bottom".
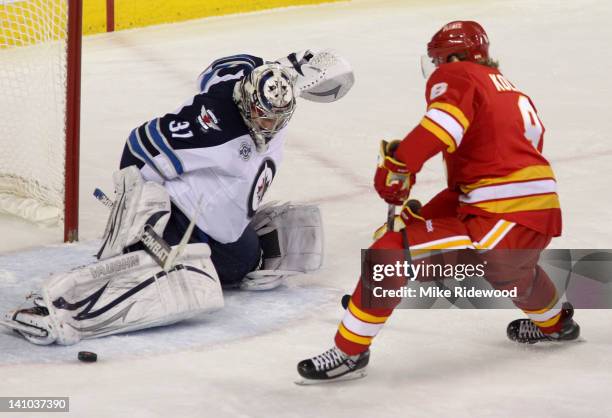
[{"left": 297, "top": 20, "right": 580, "bottom": 382}]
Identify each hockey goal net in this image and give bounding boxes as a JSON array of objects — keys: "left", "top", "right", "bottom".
[{"left": 0, "top": 0, "right": 81, "bottom": 241}]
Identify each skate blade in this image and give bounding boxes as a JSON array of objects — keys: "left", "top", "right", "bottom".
[
  {"left": 294, "top": 369, "right": 367, "bottom": 386},
  {"left": 512, "top": 336, "right": 586, "bottom": 345}
]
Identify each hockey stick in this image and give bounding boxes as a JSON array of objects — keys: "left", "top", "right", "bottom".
[
  {"left": 341, "top": 204, "right": 398, "bottom": 310},
  {"left": 386, "top": 203, "right": 396, "bottom": 231}
]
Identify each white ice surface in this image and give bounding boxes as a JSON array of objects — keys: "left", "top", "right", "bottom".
[{"left": 1, "top": 0, "right": 612, "bottom": 417}]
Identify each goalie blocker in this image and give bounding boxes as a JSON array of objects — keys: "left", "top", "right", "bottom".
[{"left": 241, "top": 201, "right": 324, "bottom": 290}]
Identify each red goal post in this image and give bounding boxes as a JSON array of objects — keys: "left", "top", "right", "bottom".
[
  {"left": 64, "top": 0, "right": 82, "bottom": 242},
  {"left": 0, "top": 0, "right": 82, "bottom": 242}
]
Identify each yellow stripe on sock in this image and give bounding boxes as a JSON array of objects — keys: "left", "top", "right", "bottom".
[
  {"left": 532, "top": 312, "right": 562, "bottom": 328},
  {"left": 523, "top": 294, "right": 560, "bottom": 315},
  {"left": 347, "top": 300, "right": 388, "bottom": 324},
  {"left": 338, "top": 323, "right": 373, "bottom": 346}
]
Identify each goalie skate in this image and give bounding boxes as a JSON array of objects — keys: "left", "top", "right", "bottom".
[
  {"left": 295, "top": 347, "right": 369, "bottom": 385},
  {"left": 1, "top": 298, "right": 56, "bottom": 345}
]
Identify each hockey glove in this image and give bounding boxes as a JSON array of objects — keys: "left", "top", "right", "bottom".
[
  {"left": 374, "top": 140, "right": 415, "bottom": 205},
  {"left": 372, "top": 199, "right": 423, "bottom": 240},
  {"left": 399, "top": 198, "right": 424, "bottom": 226}
]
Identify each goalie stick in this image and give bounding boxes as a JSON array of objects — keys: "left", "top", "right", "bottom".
[
  {"left": 93, "top": 188, "right": 199, "bottom": 272},
  {"left": 93, "top": 187, "right": 113, "bottom": 209},
  {"left": 163, "top": 202, "right": 199, "bottom": 271}
]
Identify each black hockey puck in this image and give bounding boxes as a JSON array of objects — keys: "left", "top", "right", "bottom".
[{"left": 78, "top": 351, "right": 97, "bottom": 363}]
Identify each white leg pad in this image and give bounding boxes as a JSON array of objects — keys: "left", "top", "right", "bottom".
[
  {"left": 41, "top": 243, "right": 223, "bottom": 345},
  {"left": 97, "top": 166, "right": 171, "bottom": 260}
]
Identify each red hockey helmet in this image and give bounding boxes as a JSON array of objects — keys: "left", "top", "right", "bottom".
[{"left": 427, "top": 21, "right": 490, "bottom": 65}]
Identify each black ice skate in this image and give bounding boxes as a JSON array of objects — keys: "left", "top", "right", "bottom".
[
  {"left": 507, "top": 302, "right": 580, "bottom": 344},
  {"left": 296, "top": 347, "right": 369, "bottom": 385}
]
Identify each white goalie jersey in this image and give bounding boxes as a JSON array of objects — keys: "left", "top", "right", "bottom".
[
  {"left": 119, "top": 50, "right": 354, "bottom": 244},
  {"left": 119, "top": 54, "right": 285, "bottom": 244}
]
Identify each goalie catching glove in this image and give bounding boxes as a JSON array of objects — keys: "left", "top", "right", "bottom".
[
  {"left": 276, "top": 49, "right": 354, "bottom": 103},
  {"left": 374, "top": 140, "right": 415, "bottom": 205}
]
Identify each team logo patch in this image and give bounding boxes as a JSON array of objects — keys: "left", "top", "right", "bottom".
[
  {"left": 429, "top": 82, "right": 448, "bottom": 100},
  {"left": 197, "top": 105, "right": 221, "bottom": 133},
  {"left": 239, "top": 141, "right": 253, "bottom": 161},
  {"left": 247, "top": 159, "right": 276, "bottom": 217}
]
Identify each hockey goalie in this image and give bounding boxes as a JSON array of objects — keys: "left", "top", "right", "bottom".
[{"left": 1, "top": 49, "right": 354, "bottom": 345}]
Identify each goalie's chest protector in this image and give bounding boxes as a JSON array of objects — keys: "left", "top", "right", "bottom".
[{"left": 165, "top": 131, "right": 285, "bottom": 244}]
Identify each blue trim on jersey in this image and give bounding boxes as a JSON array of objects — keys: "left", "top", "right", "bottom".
[
  {"left": 199, "top": 54, "right": 258, "bottom": 92},
  {"left": 146, "top": 120, "right": 184, "bottom": 176},
  {"left": 128, "top": 129, "right": 162, "bottom": 176}
]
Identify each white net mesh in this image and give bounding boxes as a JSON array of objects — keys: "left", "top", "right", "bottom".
[{"left": 0, "top": 0, "right": 68, "bottom": 224}]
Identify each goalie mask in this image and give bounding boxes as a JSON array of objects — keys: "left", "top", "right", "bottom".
[{"left": 233, "top": 63, "right": 296, "bottom": 152}]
